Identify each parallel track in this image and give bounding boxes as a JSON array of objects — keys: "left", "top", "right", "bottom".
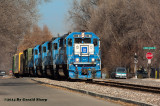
[
  {"left": 37, "top": 77, "right": 160, "bottom": 94},
  {"left": 84, "top": 79, "right": 160, "bottom": 94}
]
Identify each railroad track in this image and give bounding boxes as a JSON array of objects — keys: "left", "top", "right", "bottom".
[
  {"left": 38, "top": 77, "right": 160, "bottom": 94},
  {"left": 84, "top": 79, "right": 160, "bottom": 94}
]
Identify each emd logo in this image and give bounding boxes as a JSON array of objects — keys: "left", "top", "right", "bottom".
[{"left": 82, "top": 47, "right": 87, "bottom": 53}]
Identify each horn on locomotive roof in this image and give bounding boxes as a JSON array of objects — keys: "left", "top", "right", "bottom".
[{"left": 80, "top": 30, "right": 86, "bottom": 32}]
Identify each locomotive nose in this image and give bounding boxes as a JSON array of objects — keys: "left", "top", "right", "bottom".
[{"left": 74, "top": 44, "right": 94, "bottom": 56}]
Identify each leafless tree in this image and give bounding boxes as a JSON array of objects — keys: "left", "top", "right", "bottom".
[
  {"left": 17, "top": 25, "right": 53, "bottom": 52},
  {"left": 69, "top": 0, "right": 160, "bottom": 75},
  {"left": 0, "top": 0, "right": 49, "bottom": 71}
]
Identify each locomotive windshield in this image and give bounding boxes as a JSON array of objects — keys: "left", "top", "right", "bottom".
[
  {"left": 83, "top": 38, "right": 91, "bottom": 43},
  {"left": 74, "top": 38, "right": 91, "bottom": 43},
  {"left": 38, "top": 46, "right": 41, "bottom": 53},
  {"left": 35, "top": 50, "right": 38, "bottom": 55},
  {"left": 75, "top": 38, "right": 82, "bottom": 43},
  {"left": 93, "top": 39, "right": 98, "bottom": 46},
  {"left": 68, "top": 39, "right": 72, "bottom": 46}
]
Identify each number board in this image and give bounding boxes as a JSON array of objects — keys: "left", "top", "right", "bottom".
[{"left": 82, "top": 47, "right": 87, "bottom": 53}]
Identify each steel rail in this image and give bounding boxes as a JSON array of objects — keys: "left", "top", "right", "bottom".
[{"left": 84, "top": 80, "right": 160, "bottom": 94}]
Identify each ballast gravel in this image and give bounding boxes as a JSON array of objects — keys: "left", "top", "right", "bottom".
[
  {"left": 32, "top": 78, "right": 160, "bottom": 106},
  {"left": 101, "top": 78, "right": 160, "bottom": 88}
]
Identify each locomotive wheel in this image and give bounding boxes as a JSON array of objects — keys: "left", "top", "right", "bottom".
[
  {"left": 43, "top": 68, "right": 47, "bottom": 78},
  {"left": 87, "top": 79, "right": 93, "bottom": 82},
  {"left": 51, "top": 64, "right": 56, "bottom": 79},
  {"left": 47, "top": 68, "right": 54, "bottom": 79},
  {"left": 55, "top": 65, "right": 60, "bottom": 79},
  {"left": 15, "top": 74, "right": 19, "bottom": 78},
  {"left": 37, "top": 67, "right": 43, "bottom": 77},
  {"left": 35, "top": 69, "right": 38, "bottom": 77},
  {"left": 26, "top": 68, "right": 30, "bottom": 77},
  {"left": 46, "top": 66, "right": 52, "bottom": 77},
  {"left": 63, "top": 65, "right": 69, "bottom": 79},
  {"left": 29, "top": 69, "right": 31, "bottom": 77},
  {"left": 29, "top": 68, "right": 34, "bottom": 77},
  {"left": 50, "top": 68, "right": 55, "bottom": 79}
]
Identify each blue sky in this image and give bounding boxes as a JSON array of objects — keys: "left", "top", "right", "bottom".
[{"left": 38, "top": 0, "right": 74, "bottom": 36}]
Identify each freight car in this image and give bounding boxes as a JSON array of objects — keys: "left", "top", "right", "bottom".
[
  {"left": 12, "top": 52, "right": 23, "bottom": 78},
  {"left": 12, "top": 54, "right": 19, "bottom": 77},
  {"left": 23, "top": 48, "right": 33, "bottom": 76},
  {"left": 12, "top": 31, "right": 101, "bottom": 79}
]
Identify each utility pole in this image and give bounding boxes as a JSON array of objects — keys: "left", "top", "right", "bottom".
[{"left": 134, "top": 53, "right": 138, "bottom": 79}]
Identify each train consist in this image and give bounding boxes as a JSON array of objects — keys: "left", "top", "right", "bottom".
[{"left": 12, "top": 32, "right": 101, "bottom": 79}]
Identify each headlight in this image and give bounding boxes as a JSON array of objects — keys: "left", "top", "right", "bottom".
[
  {"left": 76, "top": 45, "right": 79, "bottom": 49},
  {"left": 76, "top": 58, "right": 79, "bottom": 62},
  {"left": 92, "top": 58, "right": 95, "bottom": 62},
  {"left": 90, "top": 45, "right": 93, "bottom": 49},
  {"left": 82, "top": 32, "right": 84, "bottom": 38}
]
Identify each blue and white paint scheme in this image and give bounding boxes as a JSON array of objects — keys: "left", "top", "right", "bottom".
[
  {"left": 33, "top": 45, "right": 40, "bottom": 74},
  {"left": 41, "top": 41, "right": 49, "bottom": 71}
]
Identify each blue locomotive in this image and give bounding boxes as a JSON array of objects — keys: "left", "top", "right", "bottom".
[{"left": 12, "top": 31, "right": 101, "bottom": 79}]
